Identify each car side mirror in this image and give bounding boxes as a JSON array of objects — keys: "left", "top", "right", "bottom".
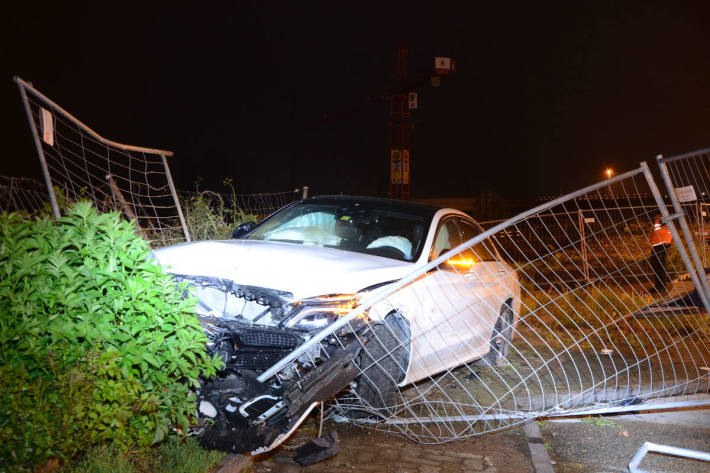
[{"left": 232, "top": 221, "right": 257, "bottom": 239}]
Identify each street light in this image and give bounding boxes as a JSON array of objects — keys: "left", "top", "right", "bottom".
[{"left": 606, "top": 168, "right": 613, "bottom": 179}]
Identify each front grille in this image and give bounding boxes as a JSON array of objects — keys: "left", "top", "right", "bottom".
[
  {"left": 233, "top": 349, "right": 290, "bottom": 370},
  {"left": 236, "top": 330, "right": 299, "bottom": 348}
]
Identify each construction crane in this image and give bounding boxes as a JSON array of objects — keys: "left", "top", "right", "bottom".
[
  {"left": 319, "top": 47, "right": 455, "bottom": 200},
  {"left": 389, "top": 47, "right": 455, "bottom": 200}
]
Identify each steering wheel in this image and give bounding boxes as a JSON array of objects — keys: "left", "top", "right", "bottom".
[{"left": 368, "top": 245, "right": 407, "bottom": 259}]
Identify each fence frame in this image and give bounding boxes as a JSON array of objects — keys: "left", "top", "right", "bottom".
[
  {"left": 14, "top": 76, "right": 190, "bottom": 241},
  {"left": 657, "top": 152, "right": 710, "bottom": 309}
]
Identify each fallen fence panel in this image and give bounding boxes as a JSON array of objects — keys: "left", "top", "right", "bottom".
[{"left": 257, "top": 164, "right": 710, "bottom": 445}]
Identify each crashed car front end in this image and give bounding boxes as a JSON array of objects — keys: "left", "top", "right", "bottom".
[
  {"left": 176, "top": 274, "right": 371, "bottom": 454},
  {"left": 151, "top": 197, "right": 437, "bottom": 453}
]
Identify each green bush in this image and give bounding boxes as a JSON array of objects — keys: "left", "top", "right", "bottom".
[
  {"left": 61, "top": 437, "right": 224, "bottom": 473},
  {"left": 0, "top": 202, "right": 221, "bottom": 472}
]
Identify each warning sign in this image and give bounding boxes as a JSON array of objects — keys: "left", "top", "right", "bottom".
[
  {"left": 408, "top": 92, "right": 418, "bottom": 110},
  {"left": 391, "top": 150, "right": 410, "bottom": 185},
  {"left": 40, "top": 108, "right": 54, "bottom": 146},
  {"left": 675, "top": 185, "right": 697, "bottom": 203}
]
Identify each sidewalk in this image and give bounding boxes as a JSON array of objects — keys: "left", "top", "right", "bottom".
[
  {"left": 539, "top": 408, "right": 710, "bottom": 473},
  {"left": 250, "top": 421, "right": 534, "bottom": 473}
]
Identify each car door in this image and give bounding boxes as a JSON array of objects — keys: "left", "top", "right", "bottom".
[
  {"left": 403, "top": 216, "right": 481, "bottom": 380},
  {"left": 454, "top": 218, "right": 507, "bottom": 356}
]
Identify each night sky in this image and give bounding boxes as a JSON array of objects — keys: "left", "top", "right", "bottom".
[{"left": 2, "top": 1, "right": 710, "bottom": 200}]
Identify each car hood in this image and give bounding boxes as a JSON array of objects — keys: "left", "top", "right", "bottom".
[{"left": 151, "top": 239, "right": 415, "bottom": 300}]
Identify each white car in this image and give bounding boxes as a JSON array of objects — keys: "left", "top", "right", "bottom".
[{"left": 151, "top": 196, "right": 520, "bottom": 453}]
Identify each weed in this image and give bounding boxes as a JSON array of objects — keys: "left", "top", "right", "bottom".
[
  {"left": 181, "top": 179, "right": 257, "bottom": 241},
  {"left": 580, "top": 416, "right": 619, "bottom": 428}
]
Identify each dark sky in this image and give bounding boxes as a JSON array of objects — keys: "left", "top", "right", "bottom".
[{"left": 2, "top": 1, "right": 710, "bottom": 199}]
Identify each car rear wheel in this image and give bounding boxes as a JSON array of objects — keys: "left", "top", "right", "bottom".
[
  {"left": 487, "top": 304, "right": 514, "bottom": 367},
  {"left": 353, "top": 311, "right": 410, "bottom": 417}
]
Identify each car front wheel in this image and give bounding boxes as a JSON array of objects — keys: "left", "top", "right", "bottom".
[
  {"left": 487, "top": 303, "right": 514, "bottom": 367},
  {"left": 353, "top": 311, "right": 410, "bottom": 417}
]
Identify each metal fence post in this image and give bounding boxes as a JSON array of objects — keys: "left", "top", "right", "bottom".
[
  {"left": 643, "top": 161, "right": 710, "bottom": 313},
  {"left": 705, "top": 204, "right": 708, "bottom": 268},
  {"left": 15, "top": 80, "right": 60, "bottom": 218},
  {"left": 656, "top": 155, "right": 710, "bottom": 306},
  {"left": 161, "top": 154, "right": 191, "bottom": 242},
  {"left": 578, "top": 209, "right": 590, "bottom": 282}
]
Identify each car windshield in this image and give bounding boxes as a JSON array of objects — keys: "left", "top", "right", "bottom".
[{"left": 245, "top": 200, "right": 434, "bottom": 262}]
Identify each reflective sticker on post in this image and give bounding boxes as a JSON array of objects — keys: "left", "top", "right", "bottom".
[
  {"left": 40, "top": 107, "right": 54, "bottom": 146},
  {"left": 675, "top": 185, "right": 697, "bottom": 202}
]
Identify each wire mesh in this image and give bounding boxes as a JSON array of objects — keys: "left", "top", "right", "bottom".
[
  {"left": 0, "top": 176, "right": 47, "bottom": 214},
  {"left": 178, "top": 188, "right": 302, "bottom": 240},
  {"left": 480, "top": 202, "right": 700, "bottom": 286},
  {"left": 15, "top": 77, "right": 188, "bottom": 246},
  {"left": 259, "top": 167, "right": 710, "bottom": 444}
]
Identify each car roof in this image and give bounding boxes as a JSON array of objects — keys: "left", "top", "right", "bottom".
[{"left": 306, "top": 195, "right": 441, "bottom": 219}]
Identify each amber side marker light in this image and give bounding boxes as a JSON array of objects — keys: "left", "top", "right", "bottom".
[{"left": 446, "top": 257, "right": 477, "bottom": 269}]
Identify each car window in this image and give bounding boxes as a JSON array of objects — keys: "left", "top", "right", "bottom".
[
  {"left": 429, "top": 218, "right": 461, "bottom": 261},
  {"left": 246, "top": 201, "right": 432, "bottom": 262},
  {"left": 458, "top": 218, "right": 497, "bottom": 262}
]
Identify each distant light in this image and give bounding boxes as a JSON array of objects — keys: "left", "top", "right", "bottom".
[{"left": 606, "top": 168, "right": 613, "bottom": 179}]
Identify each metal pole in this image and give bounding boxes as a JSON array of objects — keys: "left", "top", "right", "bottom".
[
  {"left": 642, "top": 161, "right": 710, "bottom": 313},
  {"left": 629, "top": 442, "right": 710, "bottom": 473},
  {"left": 578, "top": 209, "right": 589, "bottom": 282},
  {"left": 106, "top": 174, "right": 146, "bottom": 239},
  {"left": 698, "top": 202, "right": 707, "bottom": 268},
  {"left": 14, "top": 77, "right": 173, "bottom": 156},
  {"left": 15, "top": 81, "right": 60, "bottom": 218},
  {"left": 361, "top": 399, "right": 710, "bottom": 425},
  {"left": 161, "top": 154, "right": 191, "bottom": 242},
  {"left": 655, "top": 155, "right": 710, "bottom": 308}
]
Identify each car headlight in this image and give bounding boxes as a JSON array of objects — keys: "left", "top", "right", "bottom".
[{"left": 285, "top": 294, "right": 364, "bottom": 331}]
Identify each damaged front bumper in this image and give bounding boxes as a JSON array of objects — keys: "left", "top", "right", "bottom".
[{"left": 178, "top": 275, "right": 368, "bottom": 454}]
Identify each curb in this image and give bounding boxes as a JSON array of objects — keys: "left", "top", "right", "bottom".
[
  {"left": 214, "top": 454, "right": 251, "bottom": 473},
  {"left": 523, "top": 422, "right": 555, "bottom": 473}
]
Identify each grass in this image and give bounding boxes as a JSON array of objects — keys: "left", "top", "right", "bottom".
[
  {"left": 59, "top": 437, "right": 225, "bottom": 473},
  {"left": 516, "top": 282, "right": 706, "bottom": 361},
  {"left": 580, "top": 416, "right": 619, "bottom": 428}
]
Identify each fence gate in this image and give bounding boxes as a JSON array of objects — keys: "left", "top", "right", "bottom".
[{"left": 14, "top": 77, "right": 190, "bottom": 246}]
